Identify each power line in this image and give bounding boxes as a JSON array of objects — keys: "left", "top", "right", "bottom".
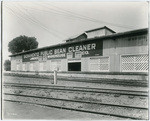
[
  {"left": 4, "top": 4, "right": 64, "bottom": 40},
  {"left": 4, "top": 5, "right": 32, "bottom": 33},
  {"left": 40, "top": 2, "right": 138, "bottom": 29},
  {"left": 15, "top": 2, "right": 69, "bottom": 37},
  {"left": 21, "top": 2, "right": 118, "bottom": 30},
  {"left": 5, "top": 2, "right": 142, "bottom": 30},
  {"left": 15, "top": 4, "right": 65, "bottom": 39},
  {"left": 10, "top": 2, "right": 136, "bottom": 30}
]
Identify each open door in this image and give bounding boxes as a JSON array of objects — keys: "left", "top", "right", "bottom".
[{"left": 68, "top": 62, "right": 81, "bottom": 71}]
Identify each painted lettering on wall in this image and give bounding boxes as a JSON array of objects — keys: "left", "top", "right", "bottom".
[
  {"left": 22, "top": 41, "right": 102, "bottom": 62},
  {"left": 68, "top": 43, "right": 96, "bottom": 52},
  {"left": 24, "top": 52, "right": 39, "bottom": 59}
]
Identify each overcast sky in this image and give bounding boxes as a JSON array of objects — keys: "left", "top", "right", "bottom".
[{"left": 2, "top": 1, "right": 149, "bottom": 61}]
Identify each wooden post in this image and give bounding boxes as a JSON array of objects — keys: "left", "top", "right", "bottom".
[{"left": 54, "top": 70, "right": 57, "bottom": 84}]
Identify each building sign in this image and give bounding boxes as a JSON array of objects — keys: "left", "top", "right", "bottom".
[
  {"left": 22, "top": 40, "right": 103, "bottom": 62},
  {"left": 22, "top": 52, "right": 39, "bottom": 62}
]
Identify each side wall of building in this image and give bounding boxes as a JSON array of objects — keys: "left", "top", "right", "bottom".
[
  {"left": 10, "top": 33, "right": 148, "bottom": 73},
  {"left": 103, "top": 34, "right": 148, "bottom": 72},
  {"left": 11, "top": 55, "right": 22, "bottom": 71}
]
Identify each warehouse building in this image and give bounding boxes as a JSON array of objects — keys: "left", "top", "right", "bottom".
[{"left": 10, "top": 26, "right": 148, "bottom": 72}]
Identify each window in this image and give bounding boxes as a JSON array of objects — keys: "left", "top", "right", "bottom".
[
  {"left": 67, "top": 53, "right": 73, "bottom": 59},
  {"left": 22, "top": 63, "right": 26, "bottom": 71},
  {"left": 121, "top": 54, "right": 148, "bottom": 72},
  {"left": 75, "top": 52, "right": 81, "bottom": 58},
  {"left": 39, "top": 62, "right": 46, "bottom": 71},
  {"left": 51, "top": 60, "right": 61, "bottom": 71},
  {"left": 90, "top": 57, "right": 110, "bottom": 72}
]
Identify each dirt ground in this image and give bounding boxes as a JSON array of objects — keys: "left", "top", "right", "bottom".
[
  {"left": 3, "top": 101, "right": 126, "bottom": 120},
  {"left": 2, "top": 75, "right": 148, "bottom": 120}
]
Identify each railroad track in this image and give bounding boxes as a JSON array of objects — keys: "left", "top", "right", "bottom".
[
  {"left": 4, "top": 82, "right": 148, "bottom": 97},
  {"left": 3, "top": 82, "right": 149, "bottom": 120},
  {"left": 4, "top": 74, "right": 148, "bottom": 87}
]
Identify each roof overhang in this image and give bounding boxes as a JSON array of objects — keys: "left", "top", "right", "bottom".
[{"left": 9, "top": 28, "right": 148, "bottom": 57}]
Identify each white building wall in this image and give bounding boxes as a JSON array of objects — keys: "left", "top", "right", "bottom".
[
  {"left": 61, "top": 59, "right": 68, "bottom": 71},
  {"left": 44, "top": 60, "right": 50, "bottom": 71},
  {"left": 11, "top": 57, "right": 16, "bottom": 71},
  {"left": 11, "top": 56, "right": 22, "bottom": 71},
  {"left": 10, "top": 31, "right": 148, "bottom": 73},
  {"left": 81, "top": 57, "right": 89, "bottom": 71},
  {"left": 103, "top": 35, "right": 148, "bottom": 72}
]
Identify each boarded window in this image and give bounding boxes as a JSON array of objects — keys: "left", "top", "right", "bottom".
[
  {"left": 39, "top": 62, "right": 46, "bottom": 71},
  {"left": 90, "top": 57, "right": 109, "bottom": 72},
  {"left": 22, "top": 63, "right": 26, "bottom": 71},
  {"left": 75, "top": 52, "right": 82, "bottom": 58},
  {"left": 51, "top": 60, "right": 61, "bottom": 71},
  {"left": 67, "top": 53, "right": 73, "bottom": 59}
]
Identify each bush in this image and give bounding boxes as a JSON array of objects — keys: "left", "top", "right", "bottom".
[{"left": 4, "top": 60, "right": 11, "bottom": 71}]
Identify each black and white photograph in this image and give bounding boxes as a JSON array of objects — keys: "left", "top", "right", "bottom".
[{"left": 1, "top": 1, "right": 149, "bottom": 120}]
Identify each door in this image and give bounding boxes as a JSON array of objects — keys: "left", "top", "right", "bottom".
[{"left": 68, "top": 62, "right": 81, "bottom": 71}]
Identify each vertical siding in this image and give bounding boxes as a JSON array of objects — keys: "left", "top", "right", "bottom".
[
  {"left": 49, "top": 59, "right": 66, "bottom": 71},
  {"left": 11, "top": 57, "right": 16, "bottom": 71},
  {"left": 26, "top": 62, "right": 30, "bottom": 71},
  {"left": 22, "top": 62, "right": 27, "bottom": 71},
  {"left": 49, "top": 60, "right": 53, "bottom": 71},
  {"left": 11, "top": 56, "right": 22, "bottom": 71},
  {"left": 34, "top": 61, "right": 39, "bottom": 71},
  {"left": 103, "top": 35, "right": 148, "bottom": 72},
  {"left": 81, "top": 57, "right": 89, "bottom": 71},
  {"left": 10, "top": 33, "right": 148, "bottom": 73},
  {"left": 115, "top": 36, "right": 148, "bottom": 54},
  {"left": 61, "top": 59, "right": 67, "bottom": 71},
  {"left": 19, "top": 63, "right": 22, "bottom": 71},
  {"left": 45, "top": 60, "right": 50, "bottom": 71},
  {"left": 103, "top": 39, "right": 116, "bottom": 55}
]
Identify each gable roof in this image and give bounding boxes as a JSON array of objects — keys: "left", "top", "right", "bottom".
[
  {"left": 65, "top": 33, "right": 87, "bottom": 42},
  {"left": 85, "top": 26, "right": 116, "bottom": 33}
]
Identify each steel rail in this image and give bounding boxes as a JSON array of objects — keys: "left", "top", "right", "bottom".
[
  {"left": 4, "top": 99, "right": 147, "bottom": 120},
  {"left": 4, "top": 93, "right": 148, "bottom": 110},
  {"left": 4, "top": 82, "right": 148, "bottom": 93},
  {"left": 4, "top": 82, "right": 148, "bottom": 97}
]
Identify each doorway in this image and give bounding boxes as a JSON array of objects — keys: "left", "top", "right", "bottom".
[{"left": 68, "top": 62, "right": 81, "bottom": 71}]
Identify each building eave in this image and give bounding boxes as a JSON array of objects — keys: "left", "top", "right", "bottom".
[{"left": 9, "top": 28, "right": 148, "bottom": 57}]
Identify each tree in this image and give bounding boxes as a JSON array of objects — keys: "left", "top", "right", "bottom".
[
  {"left": 8, "top": 35, "right": 38, "bottom": 54},
  {"left": 4, "top": 60, "right": 11, "bottom": 71}
]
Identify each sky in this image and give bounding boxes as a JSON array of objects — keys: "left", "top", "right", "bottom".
[{"left": 2, "top": 1, "right": 149, "bottom": 61}]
